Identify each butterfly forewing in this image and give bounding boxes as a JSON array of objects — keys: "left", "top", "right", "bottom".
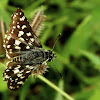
[
  {"left": 4, "top": 8, "right": 42, "bottom": 58},
  {"left": 11, "top": 8, "right": 42, "bottom": 47}
]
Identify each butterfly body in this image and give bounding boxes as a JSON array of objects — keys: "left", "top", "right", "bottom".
[
  {"left": 3, "top": 8, "right": 56, "bottom": 91},
  {"left": 12, "top": 47, "right": 56, "bottom": 65}
]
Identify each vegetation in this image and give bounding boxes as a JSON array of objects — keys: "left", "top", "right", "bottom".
[{"left": 0, "top": 0, "right": 100, "bottom": 100}]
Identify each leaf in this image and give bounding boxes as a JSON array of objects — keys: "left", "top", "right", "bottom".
[
  {"left": 0, "top": 0, "right": 8, "bottom": 9},
  {"left": 89, "top": 83, "right": 100, "bottom": 100},
  {"left": 80, "top": 50, "right": 100, "bottom": 70},
  {"left": 62, "top": 15, "right": 93, "bottom": 58},
  {"left": 55, "top": 79, "right": 64, "bottom": 100},
  {"left": 89, "top": 89, "right": 100, "bottom": 100},
  {"left": 0, "top": 63, "right": 7, "bottom": 91},
  {"left": 0, "top": 8, "right": 10, "bottom": 28}
]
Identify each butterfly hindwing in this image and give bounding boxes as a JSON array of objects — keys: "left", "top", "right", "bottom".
[{"left": 3, "top": 61, "right": 32, "bottom": 91}]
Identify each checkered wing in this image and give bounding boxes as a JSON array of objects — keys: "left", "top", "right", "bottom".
[
  {"left": 3, "top": 62, "right": 33, "bottom": 91},
  {"left": 4, "top": 8, "right": 42, "bottom": 59},
  {"left": 3, "top": 8, "right": 43, "bottom": 91}
]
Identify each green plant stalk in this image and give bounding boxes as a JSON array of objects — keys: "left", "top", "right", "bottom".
[{"left": 38, "top": 75, "right": 75, "bottom": 100}]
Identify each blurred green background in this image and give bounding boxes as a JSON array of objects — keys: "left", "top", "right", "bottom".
[{"left": 0, "top": 0, "right": 100, "bottom": 100}]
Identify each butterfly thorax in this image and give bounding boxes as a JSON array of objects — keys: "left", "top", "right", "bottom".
[{"left": 12, "top": 47, "right": 56, "bottom": 65}]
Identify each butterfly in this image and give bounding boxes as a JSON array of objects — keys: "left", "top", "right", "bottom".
[{"left": 3, "top": 8, "right": 56, "bottom": 91}]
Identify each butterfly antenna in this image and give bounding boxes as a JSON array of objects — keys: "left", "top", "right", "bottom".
[
  {"left": 52, "top": 33, "right": 61, "bottom": 51},
  {"left": 52, "top": 60, "right": 63, "bottom": 79}
]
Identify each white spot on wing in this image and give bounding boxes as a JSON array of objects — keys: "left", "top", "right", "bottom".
[
  {"left": 9, "top": 66, "right": 12, "bottom": 69},
  {"left": 15, "top": 78, "right": 18, "bottom": 82},
  {"left": 7, "top": 45, "right": 11, "bottom": 48},
  {"left": 28, "top": 42, "right": 32, "bottom": 46},
  {"left": 5, "top": 75, "right": 10, "bottom": 79},
  {"left": 20, "top": 76, "right": 25, "bottom": 79},
  {"left": 9, "top": 49, "right": 12, "bottom": 53},
  {"left": 13, "top": 69, "right": 19, "bottom": 74},
  {"left": 6, "top": 54, "right": 10, "bottom": 59},
  {"left": 17, "top": 22, "right": 19, "bottom": 24},
  {"left": 7, "top": 35, "right": 11, "bottom": 40},
  {"left": 20, "top": 12, "right": 22, "bottom": 15},
  {"left": 26, "top": 65, "right": 29, "bottom": 68},
  {"left": 20, "top": 16, "right": 25, "bottom": 21},
  {"left": 10, "top": 83, "right": 12, "bottom": 85},
  {"left": 17, "top": 86, "right": 19, "bottom": 88},
  {"left": 26, "top": 46, "right": 30, "bottom": 49},
  {"left": 5, "top": 34, "right": 7, "bottom": 38},
  {"left": 11, "top": 29, "right": 14, "bottom": 34},
  {"left": 22, "top": 25, "right": 27, "bottom": 29},
  {"left": 13, "top": 14, "right": 16, "bottom": 19},
  {"left": 15, "top": 40, "right": 21, "bottom": 45},
  {"left": 15, "top": 65, "right": 21, "bottom": 69},
  {"left": 3, "top": 44, "right": 5, "bottom": 48},
  {"left": 9, "top": 86, "right": 15, "bottom": 89},
  {"left": 17, "top": 81, "right": 24, "bottom": 84},
  {"left": 13, "top": 26, "right": 16, "bottom": 29},
  {"left": 26, "top": 70, "right": 30, "bottom": 73},
  {"left": 6, "top": 61, "right": 10, "bottom": 66},
  {"left": 26, "top": 32, "right": 32, "bottom": 36},
  {"left": 13, "top": 21, "right": 15, "bottom": 23},
  {"left": 17, "top": 25, "right": 20, "bottom": 28},
  {"left": 30, "top": 66, "right": 34, "bottom": 69},
  {"left": 30, "top": 38, "right": 34, "bottom": 42},
  {"left": 6, "top": 41, "right": 8, "bottom": 43},
  {"left": 15, "top": 46, "right": 21, "bottom": 49},
  {"left": 18, "top": 31, "right": 24, "bottom": 37},
  {"left": 16, "top": 13, "right": 18, "bottom": 15},
  {"left": 19, "top": 37, "right": 25, "bottom": 41},
  {"left": 11, "top": 79, "right": 14, "bottom": 82},
  {"left": 17, "top": 74, "right": 23, "bottom": 77},
  {"left": 20, "top": 70, "right": 24, "bottom": 73}
]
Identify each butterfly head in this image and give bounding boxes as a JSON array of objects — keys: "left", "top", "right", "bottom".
[{"left": 48, "top": 50, "right": 56, "bottom": 62}]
